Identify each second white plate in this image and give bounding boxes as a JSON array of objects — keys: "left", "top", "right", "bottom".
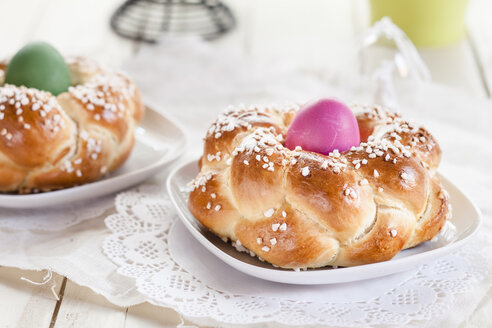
[
  {"left": 0, "top": 106, "right": 187, "bottom": 208},
  {"left": 167, "top": 160, "right": 482, "bottom": 285}
]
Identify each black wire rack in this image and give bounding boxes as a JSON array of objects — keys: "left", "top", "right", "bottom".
[{"left": 110, "top": 0, "right": 236, "bottom": 43}]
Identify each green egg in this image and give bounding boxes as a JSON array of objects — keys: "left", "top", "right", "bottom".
[{"left": 5, "top": 41, "right": 71, "bottom": 96}]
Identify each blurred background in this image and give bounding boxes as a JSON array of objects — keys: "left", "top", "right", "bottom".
[{"left": 1, "top": 0, "right": 490, "bottom": 98}]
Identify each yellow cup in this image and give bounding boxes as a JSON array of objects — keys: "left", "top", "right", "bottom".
[{"left": 370, "top": 0, "right": 468, "bottom": 47}]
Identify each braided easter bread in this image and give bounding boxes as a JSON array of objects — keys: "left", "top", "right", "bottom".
[
  {"left": 0, "top": 57, "right": 144, "bottom": 193},
  {"left": 188, "top": 104, "right": 451, "bottom": 268}
]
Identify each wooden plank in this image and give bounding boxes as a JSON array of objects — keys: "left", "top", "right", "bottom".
[
  {"left": 0, "top": 0, "right": 46, "bottom": 58},
  {"left": 418, "top": 40, "right": 487, "bottom": 97},
  {"left": 0, "top": 267, "right": 63, "bottom": 328},
  {"left": 0, "top": 0, "right": 136, "bottom": 67},
  {"left": 52, "top": 281, "right": 126, "bottom": 327},
  {"left": 211, "top": 0, "right": 254, "bottom": 53},
  {"left": 467, "top": 0, "right": 492, "bottom": 98},
  {"left": 53, "top": 281, "right": 187, "bottom": 328},
  {"left": 245, "top": 0, "right": 355, "bottom": 60},
  {"left": 27, "top": 0, "right": 135, "bottom": 67}
]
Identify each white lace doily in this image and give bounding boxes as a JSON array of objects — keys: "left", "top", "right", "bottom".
[
  {"left": 0, "top": 195, "right": 113, "bottom": 231},
  {"left": 103, "top": 183, "right": 488, "bottom": 327}
]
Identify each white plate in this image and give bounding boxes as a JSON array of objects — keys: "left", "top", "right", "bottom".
[
  {"left": 167, "top": 160, "right": 482, "bottom": 285},
  {"left": 0, "top": 106, "right": 187, "bottom": 208}
]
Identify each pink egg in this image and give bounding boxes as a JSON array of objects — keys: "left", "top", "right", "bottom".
[{"left": 285, "top": 99, "right": 360, "bottom": 155}]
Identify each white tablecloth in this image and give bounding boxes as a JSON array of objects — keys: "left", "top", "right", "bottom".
[{"left": 0, "top": 39, "right": 490, "bottom": 327}]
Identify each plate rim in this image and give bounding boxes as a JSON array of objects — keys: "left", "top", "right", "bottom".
[
  {"left": 0, "top": 105, "right": 188, "bottom": 208},
  {"left": 166, "top": 159, "right": 483, "bottom": 285}
]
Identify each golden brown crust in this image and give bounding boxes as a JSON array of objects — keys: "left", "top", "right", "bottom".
[
  {"left": 0, "top": 57, "right": 144, "bottom": 192},
  {"left": 235, "top": 203, "right": 339, "bottom": 268},
  {"left": 188, "top": 103, "right": 450, "bottom": 268},
  {"left": 188, "top": 169, "right": 242, "bottom": 237},
  {"left": 337, "top": 206, "right": 415, "bottom": 266},
  {"left": 285, "top": 153, "right": 377, "bottom": 242},
  {"left": 0, "top": 155, "right": 26, "bottom": 190},
  {"left": 0, "top": 86, "right": 76, "bottom": 168}
]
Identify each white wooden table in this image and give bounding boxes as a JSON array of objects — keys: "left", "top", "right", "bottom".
[{"left": 0, "top": 0, "right": 491, "bottom": 327}]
